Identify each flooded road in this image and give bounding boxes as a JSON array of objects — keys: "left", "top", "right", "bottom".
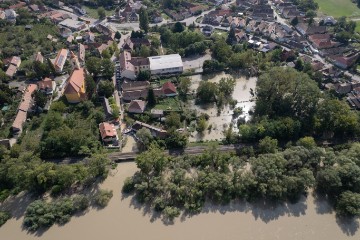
[
  {"left": 188, "top": 72, "right": 257, "bottom": 142},
  {"left": 1, "top": 162, "right": 359, "bottom": 240}
]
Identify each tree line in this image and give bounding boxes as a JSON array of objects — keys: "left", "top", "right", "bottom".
[{"left": 123, "top": 141, "right": 360, "bottom": 221}]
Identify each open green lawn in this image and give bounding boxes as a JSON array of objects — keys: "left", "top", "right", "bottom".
[
  {"left": 315, "top": 0, "right": 360, "bottom": 18},
  {"left": 83, "top": 6, "right": 115, "bottom": 19},
  {"left": 154, "top": 97, "right": 182, "bottom": 111}
]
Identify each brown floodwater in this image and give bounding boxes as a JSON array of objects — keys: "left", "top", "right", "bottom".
[
  {"left": 1, "top": 162, "right": 359, "bottom": 240},
  {"left": 189, "top": 72, "right": 257, "bottom": 141}
]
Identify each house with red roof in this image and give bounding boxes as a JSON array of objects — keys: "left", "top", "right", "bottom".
[
  {"left": 38, "top": 78, "right": 56, "bottom": 95},
  {"left": 64, "top": 52, "right": 86, "bottom": 103},
  {"left": 128, "top": 100, "right": 146, "bottom": 113},
  {"left": 162, "top": 81, "right": 177, "bottom": 97},
  {"left": 99, "top": 122, "right": 119, "bottom": 146}
]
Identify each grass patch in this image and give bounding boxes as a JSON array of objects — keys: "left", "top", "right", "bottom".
[
  {"left": 154, "top": 97, "right": 182, "bottom": 111},
  {"left": 83, "top": 6, "right": 114, "bottom": 19},
  {"left": 315, "top": 0, "right": 360, "bottom": 18},
  {"left": 212, "top": 29, "right": 228, "bottom": 37},
  {"left": 356, "top": 21, "right": 360, "bottom": 33}
]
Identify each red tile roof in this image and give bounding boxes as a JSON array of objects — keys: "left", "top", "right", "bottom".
[
  {"left": 99, "top": 122, "right": 117, "bottom": 140},
  {"left": 162, "top": 81, "right": 177, "bottom": 95}
]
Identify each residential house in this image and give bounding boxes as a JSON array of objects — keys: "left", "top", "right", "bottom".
[
  {"left": 121, "top": 81, "right": 150, "bottom": 101},
  {"left": 9, "top": 2, "right": 26, "bottom": 10},
  {"left": 64, "top": 52, "right": 86, "bottom": 103},
  {"left": 99, "top": 122, "right": 119, "bottom": 146},
  {"left": 28, "top": 4, "right": 39, "bottom": 12},
  {"left": 202, "top": 25, "right": 214, "bottom": 36},
  {"left": 0, "top": 10, "right": 5, "bottom": 20},
  {"left": 221, "top": 15, "right": 232, "bottom": 27},
  {"left": 4, "top": 9, "right": 16, "bottom": 23},
  {"left": 95, "top": 23, "right": 114, "bottom": 36},
  {"left": 38, "top": 78, "right": 56, "bottom": 95},
  {"left": 60, "top": 27, "right": 72, "bottom": 38},
  {"left": 59, "top": 19, "right": 86, "bottom": 31},
  {"left": 152, "top": 12, "right": 163, "bottom": 23},
  {"left": 151, "top": 109, "right": 164, "bottom": 118},
  {"left": 34, "top": 52, "right": 44, "bottom": 63},
  {"left": 235, "top": 29, "right": 248, "bottom": 43},
  {"left": 122, "top": 37, "right": 151, "bottom": 51},
  {"left": 52, "top": 49, "right": 69, "bottom": 73},
  {"left": 120, "top": 51, "right": 136, "bottom": 80},
  {"left": 331, "top": 53, "right": 360, "bottom": 70},
  {"left": 11, "top": 84, "right": 37, "bottom": 133},
  {"left": 132, "top": 121, "right": 167, "bottom": 138},
  {"left": 4, "top": 56, "right": 21, "bottom": 78},
  {"left": 128, "top": 100, "right": 146, "bottom": 113},
  {"left": 78, "top": 43, "right": 85, "bottom": 64},
  {"left": 296, "top": 23, "right": 327, "bottom": 36},
  {"left": 162, "top": 81, "right": 177, "bottom": 97},
  {"left": 83, "top": 31, "right": 95, "bottom": 43},
  {"left": 308, "top": 34, "right": 339, "bottom": 50},
  {"left": 323, "top": 16, "right": 337, "bottom": 25}
]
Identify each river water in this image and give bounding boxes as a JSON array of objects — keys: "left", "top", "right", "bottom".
[
  {"left": 1, "top": 162, "right": 359, "bottom": 240},
  {"left": 188, "top": 72, "right": 257, "bottom": 142}
]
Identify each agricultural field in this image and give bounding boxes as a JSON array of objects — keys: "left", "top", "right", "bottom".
[{"left": 315, "top": 0, "right": 360, "bottom": 18}]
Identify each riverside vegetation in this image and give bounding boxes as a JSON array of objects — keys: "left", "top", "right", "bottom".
[{"left": 123, "top": 141, "right": 360, "bottom": 221}]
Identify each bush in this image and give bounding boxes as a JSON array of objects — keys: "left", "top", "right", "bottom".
[
  {"left": 94, "top": 190, "right": 113, "bottom": 208},
  {"left": 0, "top": 211, "right": 11, "bottom": 227},
  {"left": 23, "top": 196, "right": 89, "bottom": 231},
  {"left": 122, "top": 177, "right": 135, "bottom": 194}
]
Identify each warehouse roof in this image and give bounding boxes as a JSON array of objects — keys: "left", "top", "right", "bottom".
[{"left": 148, "top": 54, "right": 183, "bottom": 71}]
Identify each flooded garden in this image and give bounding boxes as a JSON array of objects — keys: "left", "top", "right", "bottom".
[{"left": 187, "top": 71, "right": 257, "bottom": 142}]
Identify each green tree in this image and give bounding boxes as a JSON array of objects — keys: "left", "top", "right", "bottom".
[
  {"left": 178, "top": 77, "right": 191, "bottom": 96},
  {"left": 139, "top": 45, "right": 150, "bottom": 57},
  {"left": 115, "top": 31, "right": 121, "bottom": 40},
  {"left": 94, "top": 189, "right": 113, "bottom": 208},
  {"left": 165, "top": 130, "right": 188, "bottom": 149},
  {"left": 173, "top": 22, "right": 185, "bottom": 33},
  {"left": 98, "top": 80, "right": 114, "bottom": 98},
  {"left": 85, "top": 75, "right": 96, "bottom": 98},
  {"left": 139, "top": 7, "right": 149, "bottom": 33},
  {"left": 226, "top": 27, "right": 237, "bottom": 45},
  {"left": 336, "top": 191, "right": 360, "bottom": 217},
  {"left": 196, "top": 117, "right": 207, "bottom": 133},
  {"left": 101, "top": 58, "right": 115, "bottom": 79},
  {"left": 0, "top": 211, "right": 10, "bottom": 227},
  {"left": 98, "top": 7, "right": 106, "bottom": 19},
  {"left": 291, "top": 16, "right": 299, "bottom": 26},
  {"left": 101, "top": 49, "right": 111, "bottom": 59},
  {"left": 165, "top": 112, "right": 181, "bottom": 129},
  {"left": 137, "top": 70, "right": 151, "bottom": 81},
  {"left": 314, "top": 99, "right": 359, "bottom": 137},
  {"left": 136, "top": 128, "right": 153, "bottom": 151},
  {"left": 86, "top": 57, "right": 102, "bottom": 76},
  {"left": 147, "top": 88, "right": 156, "bottom": 107},
  {"left": 196, "top": 81, "right": 218, "bottom": 103},
  {"left": 258, "top": 136, "right": 278, "bottom": 153},
  {"left": 32, "top": 91, "right": 47, "bottom": 108}
]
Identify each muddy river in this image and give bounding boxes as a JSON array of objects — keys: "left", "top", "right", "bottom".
[{"left": 1, "top": 162, "right": 359, "bottom": 240}]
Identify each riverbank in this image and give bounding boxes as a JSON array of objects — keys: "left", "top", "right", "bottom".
[{"left": 0, "top": 162, "right": 359, "bottom": 240}]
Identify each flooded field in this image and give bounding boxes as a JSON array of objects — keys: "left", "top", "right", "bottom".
[
  {"left": 188, "top": 72, "right": 257, "bottom": 142},
  {"left": 1, "top": 162, "right": 359, "bottom": 240}
]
